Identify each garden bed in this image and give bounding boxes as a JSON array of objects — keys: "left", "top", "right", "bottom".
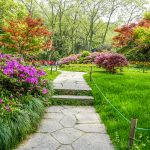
[{"left": 0, "top": 54, "right": 60, "bottom": 150}]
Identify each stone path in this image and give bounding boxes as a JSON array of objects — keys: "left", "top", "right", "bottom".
[
  {"left": 17, "top": 106, "right": 114, "bottom": 150},
  {"left": 52, "top": 71, "right": 93, "bottom": 104},
  {"left": 17, "top": 71, "right": 114, "bottom": 150},
  {"left": 53, "top": 71, "right": 91, "bottom": 90}
]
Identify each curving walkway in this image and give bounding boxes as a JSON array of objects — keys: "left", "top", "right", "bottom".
[{"left": 17, "top": 71, "right": 114, "bottom": 150}]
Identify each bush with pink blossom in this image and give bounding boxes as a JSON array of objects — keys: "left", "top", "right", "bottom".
[
  {"left": 94, "top": 52, "right": 128, "bottom": 73},
  {"left": 60, "top": 54, "right": 78, "bottom": 64},
  {"left": 0, "top": 53, "right": 52, "bottom": 98},
  {"left": 0, "top": 53, "right": 53, "bottom": 149},
  {"left": 83, "top": 52, "right": 101, "bottom": 64}
]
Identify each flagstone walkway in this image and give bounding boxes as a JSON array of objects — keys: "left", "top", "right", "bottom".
[{"left": 17, "top": 71, "right": 114, "bottom": 150}]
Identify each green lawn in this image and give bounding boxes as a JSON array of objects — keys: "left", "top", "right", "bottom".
[
  {"left": 60, "top": 64, "right": 100, "bottom": 72},
  {"left": 41, "top": 66, "right": 61, "bottom": 81},
  {"left": 61, "top": 64, "right": 150, "bottom": 150}
]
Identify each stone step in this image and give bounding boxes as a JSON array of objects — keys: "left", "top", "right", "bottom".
[
  {"left": 54, "top": 88, "right": 92, "bottom": 96},
  {"left": 51, "top": 95, "right": 94, "bottom": 105}
]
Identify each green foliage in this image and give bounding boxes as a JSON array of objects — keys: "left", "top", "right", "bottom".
[
  {"left": 134, "top": 27, "right": 150, "bottom": 46},
  {"left": 0, "top": 97, "right": 45, "bottom": 150},
  {"left": 0, "top": 0, "right": 27, "bottom": 20},
  {"left": 0, "top": 16, "right": 52, "bottom": 54},
  {"left": 0, "top": 55, "right": 58, "bottom": 149},
  {"left": 113, "top": 13, "right": 150, "bottom": 61},
  {"left": 144, "top": 11, "right": 150, "bottom": 20},
  {"left": 38, "top": 51, "right": 60, "bottom": 61},
  {"left": 84, "top": 68, "right": 150, "bottom": 150},
  {"left": 81, "top": 51, "right": 90, "bottom": 57},
  {"left": 42, "top": 66, "right": 61, "bottom": 81},
  {"left": 60, "top": 64, "right": 100, "bottom": 72},
  {"left": 78, "top": 51, "right": 90, "bottom": 64},
  {"left": 0, "top": 0, "right": 27, "bottom": 35}
]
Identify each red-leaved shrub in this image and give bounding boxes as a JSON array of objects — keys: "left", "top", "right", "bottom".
[{"left": 94, "top": 53, "right": 128, "bottom": 73}]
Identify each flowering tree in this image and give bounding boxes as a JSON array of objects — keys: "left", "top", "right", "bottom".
[
  {"left": 0, "top": 16, "right": 52, "bottom": 54},
  {"left": 113, "top": 19, "right": 150, "bottom": 47},
  {"left": 112, "top": 13, "right": 150, "bottom": 61},
  {"left": 95, "top": 53, "right": 128, "bottom": 73}
]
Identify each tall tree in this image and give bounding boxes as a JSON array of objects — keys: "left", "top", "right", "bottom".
[{"left": 0, "top": 16, "right": 52, "bottom": 54}]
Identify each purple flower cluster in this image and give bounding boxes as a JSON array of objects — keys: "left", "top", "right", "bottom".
[
  {"left": 0, "top": 53, "right": 50, "bottom": 115},
  {"left": 0, "top": 53, "right": 46, "bottom": 85},
  {"left": 94, "top": 52, "right": 128, "bottom": 72},
  {"left": 84, "top": 52, "right": 101, "bottom": 64},
  {"left": 60, "top": 55, "right": 78, "bottom": 65},
  {"left": 0, "top": 98, "right": 12, "bottom": 112}
]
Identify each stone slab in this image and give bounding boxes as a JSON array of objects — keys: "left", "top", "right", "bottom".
[
  {"left": 46, "top": 106, "right": 64, "bottom": 113},
  {"left": 60, "top": 115, "right": 76, "bottom": 127},
  {"left": 53, "top": 71, "right": 91, "bottom": 91},
  {"left": 52, "top": 128, "right": 83, "bottom": 144},
  {"left": 52, "top": 95, "right": 94, "bottom": 100},
  {"left": 17, "top": 133, "right": 60, "bottom": 150},
  {"left": 17, "top": 106, "right": 114, "bottom": 150},
  {"left": 76, "top": 113, "right": 101, "bottom": 124},
  {"left": 43, "top": 113, "right": 64, "bottom": 121},
  {"left": 72, "top": 133, "right": 114, "bottom": 150},
  {"left": 58, "top": 145, "right": 73, "bottom": 150},
  {"left": 37, "top": 120, "right": 63, "bottom": 133},
  {"left": 75, "top": 124, "right": 106, "bottom": 133}
]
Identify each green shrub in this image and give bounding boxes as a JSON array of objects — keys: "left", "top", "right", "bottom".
[
  {"left": 144, "top": 11, "right": 150, "bottom": 20},
  {"left": 0, "top": 96, "right": 45, "bottom": 150},
  {"left": 81, "top": 51, "right": 90, "bottom": 57},
  {"left": 78, "top": 51, "right": 90, "bottom": 64}
]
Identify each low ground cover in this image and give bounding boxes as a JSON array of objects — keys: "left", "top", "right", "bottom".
[{"left": 61, "top": 64, "right": 150, "bottom": 150}]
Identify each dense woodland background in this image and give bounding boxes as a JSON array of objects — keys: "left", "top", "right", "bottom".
[{"left": 0, "top": 0, "right": 149, "bottom": 59}]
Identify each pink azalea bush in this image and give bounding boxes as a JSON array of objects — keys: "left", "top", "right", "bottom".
[
  {"left": 0, "top": 53, "right": 51, "bottom": 113},
  {"left": 94, "top": 52, "right": 128, "bottom": 73},
  {"left": 0, "top": 54, "right": 53, "bottom": 149},
  {"left": 83, "top": 52, "right": 101, "bottom": 64},
  {"left": 60, "top": 54, "right": 79, "bottom": 64}
]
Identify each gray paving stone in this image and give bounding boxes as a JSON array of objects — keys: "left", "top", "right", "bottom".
[
  {"left": 64, "top": 106, "right": 96, "bottom": 113},
  {"left": 61, "top": 106, "right": 95, "bottom": 115},
  {"left": 76, "top": 113, "right": 101, "bottom": 124},
  {"left": 72, "top": 133, "right": 114, "bottom": 150},
  {"left": 37, "top": 120, "right": 63, "bottom": 133},
  {"left": 58, "top": 145, "right": 73, "bottom": 150},
  {"left": 53, "top": 71, "right": 91, "bottom": 91},
  {"left": 17, "top": 133, "right": 60, "bottom": 150},
  {"left": 75, "top": 124, "right": 106, "bottom": 133},
  {"left": 60, "top": 115, "right": 76, "bottom": 127},
  {"left": 43, "top": 113, "right": 64, "bottom": 121},
  {"left": 52, "top": 128, "right": 83, "bottom": 144},
  {"left": 46, "top": 106, "right": 64, "bottom": 113},
  {"left": 52, "top": 95, "right": 93, "bottom": 103}
]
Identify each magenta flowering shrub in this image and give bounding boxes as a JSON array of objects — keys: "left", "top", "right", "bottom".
[
  {"left": 83, "top": 52, "right": 101, "bottom": 64},
  {"left": 60, "top": 54, "right": 78, "bottom": 65},
  {"left": 95, "top": 52, "right": 128, "bottom": 73},
  {"left": 0, "top": 53, "right": 51, "bottom": 113},
  {"left": 0, "top": 54, "right": 46, "bottom": 85}
]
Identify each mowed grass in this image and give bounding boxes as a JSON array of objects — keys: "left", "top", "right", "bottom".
[
  {"left": 61, "top": 64, "right": 150, "bottom": 150},
  {"left": 60, "top": 64, "right": 100, "bottom": 72},
  {"left": 41, "top": 66, "right": 61, "bottom": 81},
  {"left": 85, "top": 69, "right": 150, "bottom": 150}
]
